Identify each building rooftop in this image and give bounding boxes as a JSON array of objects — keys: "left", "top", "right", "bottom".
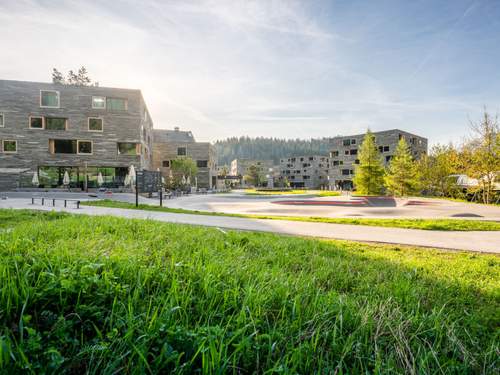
[{"left": 153, "top": 127, "right": 196, "bottom": 143}]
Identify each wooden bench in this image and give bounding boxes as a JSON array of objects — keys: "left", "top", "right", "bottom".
[{"left": 31, "top": 197, "right": 81, "bottom": 209}]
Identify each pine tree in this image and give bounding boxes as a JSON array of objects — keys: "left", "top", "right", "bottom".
[
  {"left": 385, "top": 138, "right": 419, "bottom": 196},
  {"left": 353, "top": 130, "right": 385, "bottom": 195},
  {"left": 52, "top": 68, "right": 64, "bottom": 84}
]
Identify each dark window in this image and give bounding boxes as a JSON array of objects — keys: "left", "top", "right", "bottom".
[
  {"left": 303, "top": 175, "right": 310, "bottom": 179},
  {"left": 379, "top": 146, "right": 383, "bottom": 153},
  {"left": 78, "top": 141, "right": 92, "bottom": 154},
  {"left": 350, "top": 149, "right": 357, "bottom": 155},
  {"left": 386, "top": 155, "right": 392, "bottom": 162},
  {"left": 350, "top": 170, "right": 354, "bottom": 174},
  {"left": 341, "top": 169, "right": 350, "bottom": 175},
  {"left": 177, "top": 147, "right": 186, "bottom": 156},
  {"left": 45, "top": 117, "right": 67, "bottom": 130},
  {"left": 88, "top": 118, "right": 103, "bottom": 131},
  {"left": 383, "top": 146, "right": 390, "bottom": 152},
  {"left": 106, "top": 98, "right": 127, "bottom": 111},
  {"left": 309, "top": 156, "right": 314, "bottom": 161},
  {"left": 351, "top": 139, "right": 356, "bottom": 145},
  {"left": 0, "top": 113, "right": 4, "bottom": 127},
  {"left": 30, "top": 116, "right": 43, "bottom": 129},
  {"left": 53, "top": 139, "right": 77, "bottom": 154},
  {"left": 345, "top": 150, "right": 349, "bottom": 155},
  {"left": 333, "top": 160, "right": 340, "bottom": 166},
  {"left": 343, "top": 139, "right": 351, "bottom": 146},
  {"left": 197, "top": 160, "right": 208, "bottom": 168},
  {"left": 118, "top": 142, "right": 139, "bottom": 155},
  {"left": 355, "top": 159, "right": 360, "bottom": 164},
  {"left": 3, "top": 140, "right": 17, "bottom": 153},
  {"left": 399, "top": 134, "right": 403, "bottom": 140},
  {"left": 162, "top": 160, "right": 170, "bottom": 167},
  {"left": 331, "top": 151, "right": 339, "bottom": 157},
  {"left": 300, "top": 157, "right": 304, "bottom": 161}
]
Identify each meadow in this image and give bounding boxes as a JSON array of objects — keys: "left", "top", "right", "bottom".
[{"left": 0, "top": 209, "right": 498, "bottom": 374}]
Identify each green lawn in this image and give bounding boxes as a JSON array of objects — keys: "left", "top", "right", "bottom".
[
  {"left": 0, "top": 209, "right": 498, "bottom": 373},
  {"left": 82, "top": 199, "right": 500, "bottom": 231}
]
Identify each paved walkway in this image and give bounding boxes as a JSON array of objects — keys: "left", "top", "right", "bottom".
[{"left": 1, "top": 198, "right": 499, "bottom": 253}]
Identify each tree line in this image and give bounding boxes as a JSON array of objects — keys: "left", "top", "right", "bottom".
[
  {"left": 214, "top": 136, "right": 331, "bottom": 165},
  {"left": 354, "top": 110, "right": 499, "bottom": 204}
]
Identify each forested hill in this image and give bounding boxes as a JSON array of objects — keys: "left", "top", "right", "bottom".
[{"left": 214, "top": 137, "right": 332, "bottom": 165}]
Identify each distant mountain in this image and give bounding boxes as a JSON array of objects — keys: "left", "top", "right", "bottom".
[{"left": 214, "top": 136, "right": 332, "bottom": 166}]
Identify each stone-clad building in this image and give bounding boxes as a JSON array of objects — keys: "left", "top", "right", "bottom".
[
  {"left": 230, "top": 159, "right": 274, "bottom": 187},
  {"left": 0, "top": 79, "right": 153, "bottom": 190},
  {"left": 328, "top": 129, "right": 427, "bottom": 189},
  {"left": 152, "top": 127, "right": 217, "bottom": 189},
  {"left": 279, "top": 155, "right": 330, "bottom": 189}
]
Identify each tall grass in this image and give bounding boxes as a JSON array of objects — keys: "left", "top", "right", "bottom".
[{"left": 0, "top": 209, "right": 498, "bottom": 374}]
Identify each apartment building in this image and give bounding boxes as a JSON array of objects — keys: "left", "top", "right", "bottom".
[
  {"left": 152, "top": 127, "right": 217, "bottom": 189},
  {"left": 328, "top": 129, "right": 427, "bottom": 189},
  {"left": 230, "top": 159, "right": 273, "bottom": 187},
  {"left": 0, "top": 79, "right": 153, "bottom": 190},
  {"left": 279, "top": 155, "right": 330, "bottom": 189}
]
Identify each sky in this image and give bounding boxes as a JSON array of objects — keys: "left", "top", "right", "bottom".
[{"left": 1, "top": 0, "right": 499, "bottom": 145}]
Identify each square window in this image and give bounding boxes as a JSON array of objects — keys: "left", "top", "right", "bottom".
[
  {"left": 162, "top": 160, "right": 170, "bottom": 168},
  {"left": 106, "top": 98, "right": 127, "bottom": 111},
  {"left": 177, "top": 147, "right": 186, "bottom": 156},
  {"left": 343, "top": 139, "right": 351, "bottom": 146},
  {"left": 351, "top": 139, "right": 356, "bottom": 145},
  {"left": 197, "top": 160, "right": 208, "bottom": 168},
  {"left": 0, "top": 113, "right": 4, "bottom": 127},
  {"left": 92, "top": 96, "right": 106, "bottom": 109},
  {"left": 3, "top": 140, "right": 17, "bottom": 153},
  {"left": 40, "top": 90, "right": 60, "bottom": 108},
  {"left": 78, "top": 140, "right": 92, "bottom": 154},
  {"left": 46, "top": 117, "right": 67, "bottom": 130},
  {"left": 29, "top": 116, "right": 44, "bottom": 129},
  {"left": 88, "top": 117, "right": 103, "bottom": 132},
  {"left": 51, "top": 139, "right": 77, "bottom": 154},
  {"left": 350, "top": 149, "right": 357, "bottom": 155},
  {"left": 383, "top": 146, "right": 390, "bottom": 152}
]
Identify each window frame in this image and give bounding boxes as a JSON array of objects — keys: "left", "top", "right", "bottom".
[
  {"left": 88, "top": 117, "right": 104, "bottom": 132},
  {"left": 162, "top": 160, "right": 170, "bottom": 168},
  {"left": 117, "top": 142, "right": 141, "bottom": 156},
  {"left": 77, "top": 140, "right": 93, "bottom": 155},
  {"left": 196, "top": 160, "right": 208, "bottom": 168},
  {"left": 177, "top": 147, "right": 187, "bottom": 156},
  {"left": 40, "top": 90, "right": 60, "bottom": 108},
  {"left": 92, "top": 96, "right": 106, "bottom": 109},
  {"left": 29, "top": 115, "right": 44, "bottom": 130},
  {"left": 2, "top": 139, "right": 17, "bottom": 153}
]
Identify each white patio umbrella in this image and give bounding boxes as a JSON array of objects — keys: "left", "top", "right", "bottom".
[
  {"left": 129, "top": 165, "right": 136, "bottom": 184},
  {"left": 186, "top": 176, "right": 191, "bottom": 185},
  {"left": 181, "top": 175, "right": 186, "bottom": 185},
  {"left": 63, "top": 171, "right": 70, "bottom": 187},
  {"left": 97, "top": 172, "right": 104, "bottom": 187},
  {"left": 124, "top": 173, "right": 131, "bottom": 187},
  {"left": 195, "top": 177, "right": 198, "bottom": 189},
  {"left": 32, "top": 171, "right": 39, "bottom": 187}
]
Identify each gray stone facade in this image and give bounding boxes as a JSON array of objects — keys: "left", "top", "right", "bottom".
[
  {"left": 230, "top": 159, "right": 274, "bottom": 187},
  {"left": 278, "top": 155, "right": 330, "bottom": 189},
  {"left": 0, "top": 79, "right": 153, "bottom": 190},
  {"left": 152, "top": 128, "right": 217, "bottom": 189},
  {"left": 328, "top": 129, "right": 427, "bottom": 189}
]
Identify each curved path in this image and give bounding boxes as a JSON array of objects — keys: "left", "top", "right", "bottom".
[{"left": 1, "top": 198, "right": 499, "bottom": 253}]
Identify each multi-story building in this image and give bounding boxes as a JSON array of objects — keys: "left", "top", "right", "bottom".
[
  {"left": 279, "top": 155, "right": 330, "bottom": 189},
  {"left": 0, "top": 79, "right": 153, "bottom": 190},
  {"left": 152, "top": 127, "right": 217, "bottom": 189},
  {"left": 328, "top": 129, "right": 427, "bottom": 189},
  {"left": 230, "top": 159, "right": 274, "bottom": 187}
]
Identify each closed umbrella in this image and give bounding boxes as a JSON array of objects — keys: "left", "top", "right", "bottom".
[
  {"left": 129, "top": 165, "right": 136, "bottom": 184},
  {"left": 97, "top": 172, "right": 104, "bottom": 187},
  {"left": 186, "top": 176, "right": 191, "bottom": 185},
  {"left": 63, "top": 171, "right": 70, "bottom": 187},
  {"left": 181, "top": 175, "right": 186, "bottom": 185},
  {"left": 32, "top": 171, "right": 39, "bottom": 187},
  {"left": 124, "top": 173, "right": 130, "bottom": 187}
]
